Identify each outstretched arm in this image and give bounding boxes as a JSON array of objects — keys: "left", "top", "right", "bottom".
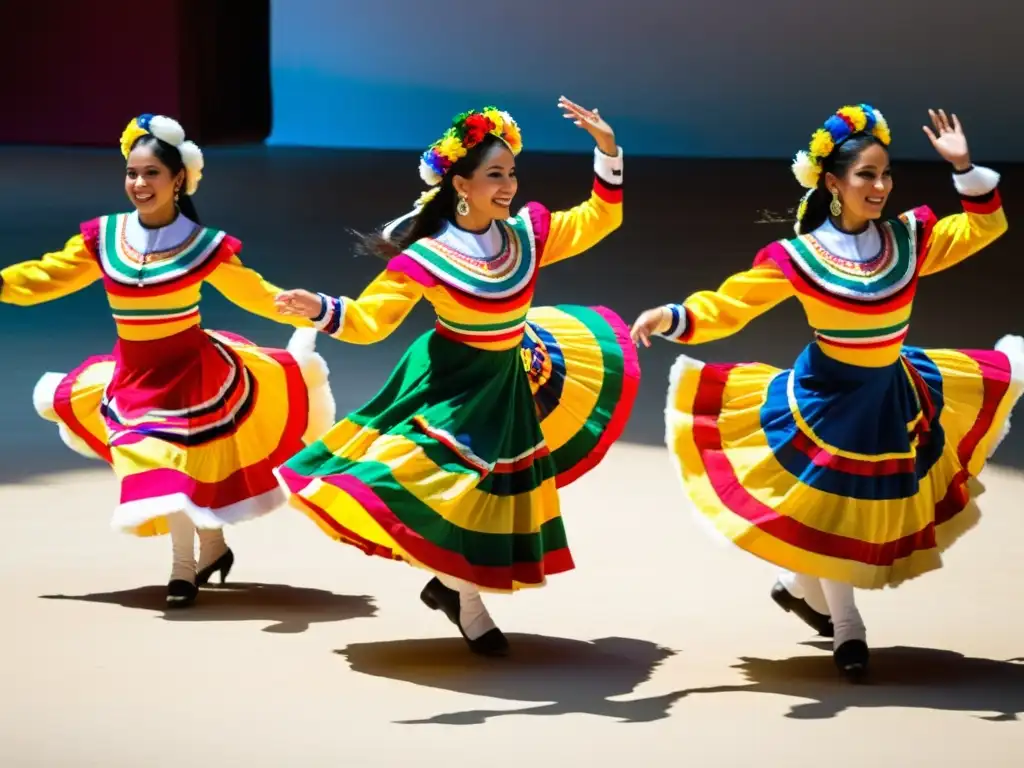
[
  {"left": 917, "top": 108, "right": 1007, "bottom": 276},
  {"left": 1, "top": 234, "right": 102, "bottom": 306},
  {"left": 275, "top": 268, "right": 424, "bottom": 345},
  {"left": 631, "top": 258, "right": 794, "bottom": 347},
  {"left": 205, "top": 251, "right": 314, "bottom": 327}
]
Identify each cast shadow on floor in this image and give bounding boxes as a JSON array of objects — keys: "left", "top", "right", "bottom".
[
  {"left": 684, "top": 641, "right": 1024, "bottom": 722},
  {"left": 338, "top": 636, "right": 1024, "bottom": 725},
  {"left": 338, "top": 634, "right": 685, "bottom": 724},
  {"left": 40, "top": 581, "right": 377, "bottom": 634}
]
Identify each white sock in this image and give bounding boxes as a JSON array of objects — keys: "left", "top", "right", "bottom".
[
  {"left": 437, "top": 574, "right": 498, "bottom": 641},
  {"left": 168, "top": 513, "right": 197, "bottom": 583},
  {"left": 778, "top": 570, "right": 830, "bottom": 616},
  {"left": 197, "top": 527, "right": 228, "bottom": 571},
  {"left": 819, "top": 578, "right": 866, "bottom": 649}
]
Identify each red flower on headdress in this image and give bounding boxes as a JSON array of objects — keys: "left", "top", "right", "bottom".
[{"left": 462, "top": 113, "right": 495, "bottom": 147}]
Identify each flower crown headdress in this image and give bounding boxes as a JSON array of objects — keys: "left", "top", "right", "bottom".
[
  {"left": 792, "top": 103, "right": 891, "bottom": 230},
  {"left": 120, "top": 114, "right": 205, "bottom": 196},
  {"left": 381, "top": 106, "right": 523, "bottom": 239}
]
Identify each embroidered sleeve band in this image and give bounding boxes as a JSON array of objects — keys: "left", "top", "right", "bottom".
[
  {"left": 313, "top": 293, "right": 345, "bottom": 336},
  {"left": 658, "top": 304, "right": 689, "bottom": 340}
]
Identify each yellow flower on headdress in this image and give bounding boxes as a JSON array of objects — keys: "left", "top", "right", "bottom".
[
  {"left": 482, "top": 108, "right": 504, "bottom": 134},
  {"left": 872, "top": 112, "right": 891, "bottom": 145},
  {"left": 436, "top": 134, "right": 467, "bottom": 163},
  {"left": 837, "top": 106, "right": 868, "bottom": 132},
  {"left": 808, "top": 128, "right": 834, "bottom": 160},
  {"left": 497, "top": 110, "right": 522, "bottom": 155},
  {"left": 119, "top": 118, "right": 149, "bottom": 158}
]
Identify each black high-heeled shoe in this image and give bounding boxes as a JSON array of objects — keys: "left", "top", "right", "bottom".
[
  {"left": 420, "top": 577, "right": 509, "bottom": 657},
  {"left": 834, "top": 639, "right": 869, "bottom": 682},
  {"left": 196, "top": 548, "right": 234, "bottom": 587},
  {"left": 771, "top": 581, "right": 834, "bottom": 637},
  {"left": 166, "top": 579, "right": 198, "bottom": 608}
]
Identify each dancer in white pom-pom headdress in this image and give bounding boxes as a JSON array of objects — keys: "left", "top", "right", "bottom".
[{"left": 0, "top": 113, "right": 337, "bottom": 607}]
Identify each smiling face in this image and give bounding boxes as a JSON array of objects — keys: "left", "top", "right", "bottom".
[
  {"left": 826, "top": 141, "right": 892, "bottom": 228},
  {"left": 452, "top": 141, "right": 518, "bottom": 225},
  {"left": 124, "top": 141, "right": 185, "bottom": 223}
]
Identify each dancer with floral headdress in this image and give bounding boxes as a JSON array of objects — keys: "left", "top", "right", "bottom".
[
  {"left": 274, "top": 97, "right": 638, "bottom": 656},
  {"left": 631, "top": 104, "right": 1022, "bottom": 681},
  {"left": 1, "top": 114, "right": 336, "bottom": 606}
]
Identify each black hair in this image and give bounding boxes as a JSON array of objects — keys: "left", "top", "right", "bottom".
[
  {"left": 355, "top": 133, "right": 508, "bottom": 260},
  {"left": 128, "top": 133, "right": 202, "bottom": 224},
  {"left": 795, "top": 133, "right": 888, "bottom": 234}
]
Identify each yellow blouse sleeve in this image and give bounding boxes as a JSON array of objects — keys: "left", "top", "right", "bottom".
[
  {"left": 0, "top": 234, "right": 102, "bottom": 306},
  {"left": 205, "top": 252, "right": 314, "bottom": 327},
  {"left": 919, "top": 166, "right": 1007, "bottom": 276},
  {"left": 312, "top": 269, "right": 424, "bottom": 345},
  {"left": 657, "top": 259, "right": 794, "bottom": 345},
  {"left": 539, "top": 147, "right": 623, "bottom": 267}
]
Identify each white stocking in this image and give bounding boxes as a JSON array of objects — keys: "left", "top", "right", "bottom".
[
  {"left": 168, "top": 512, "right": 197, "bottom": 583},
  {"left": 819, "top": 578, "right": 866, "bottom": 649},
  {"left": 197, "top": 527, "right": 228, "bottom": 571},
  {"left": 778, "top": 570, "right": 830, "bottom": 616},
  {"left": 437, "top": 574, "right": 498, "bottom": 640}
]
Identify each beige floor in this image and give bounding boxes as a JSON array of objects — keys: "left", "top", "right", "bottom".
[{"left": 1, "top": 443, "right": 1022, "bottom": 767}]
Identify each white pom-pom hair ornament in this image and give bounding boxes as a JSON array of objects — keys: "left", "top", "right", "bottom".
[
  {"left": 176, "top": 140, "right": 204, "bottom": 195},
  {"left": 791, "top": 150, "right": 821, "bottom": 189},
  {"left": 147, "top": 115, "right": 186, "bottom": 147},
  {"left": 419, "top": 157, "right": 442, "bottom": 187},
  {"left": 123, "top": 114, "right": 205, "bottom": 196}
]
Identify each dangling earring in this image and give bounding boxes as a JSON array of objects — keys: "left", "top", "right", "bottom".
[
  {"left": 456, "top": 194, "right": 470, "bottom": 217},
  {"left": 829, "top": 188, "right": 842, "bottom": 217}
]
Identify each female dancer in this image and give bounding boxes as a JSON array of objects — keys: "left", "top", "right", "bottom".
[
  {"left": 0, "top": 114, "right": 336, "bottom": 606},
  {"left": 631, "top": 105, "right": 1022, "bottom": 680},
  {"left": 274, "top": 98, "right": 638, "bottom": 656}
]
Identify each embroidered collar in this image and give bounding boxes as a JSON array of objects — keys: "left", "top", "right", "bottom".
[{"left": 124, "top": 211, "right": 200, "bottom": 255}]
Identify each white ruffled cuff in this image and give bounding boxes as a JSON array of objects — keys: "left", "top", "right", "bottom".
[
  {"left": 594, "top": 146, "right": 623, "bottom": 186},
  {"left": 953, "top": 165, "right": 1000, "bottom": 197}
]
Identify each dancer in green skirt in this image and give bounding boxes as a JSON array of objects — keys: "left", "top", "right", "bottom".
[{"left": 273, "top": 97, "right": 638, "bottom": 655}]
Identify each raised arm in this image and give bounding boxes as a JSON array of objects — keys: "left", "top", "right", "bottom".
[
  {"left": 205, "top": 249, "right": 314, "bottom": 328},
  {"left": 918, "top": 165, "right": 1006, "bottom": 276},
  {"left": 1, "top": 233, "right": 102, "bottom": 306},
  {"left": 631, "top": 257, "right": 795, "bottom": 347},
  {"left": 537, "top": 96, "right": 623, "bottom": 267},
  {"left": 538, "top": 146, "right": 624, "bottom": 267},
  {"left": 916, "top": 109, "right": 1007, "bottom": 276},
  {"left": 277, "top": 268, "right": 425, "bottom": 346}
]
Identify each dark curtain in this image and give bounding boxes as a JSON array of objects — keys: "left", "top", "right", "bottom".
[{"left": 0, "top": 0, "right": 271, "bottom": 146}]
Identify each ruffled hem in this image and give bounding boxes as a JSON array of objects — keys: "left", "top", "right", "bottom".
[
  {"left": 664, "top": 337, "right": 1023, "bottom": 589},
  {"left": 32, "top": 327, "right": 334, "bottom": 536}
]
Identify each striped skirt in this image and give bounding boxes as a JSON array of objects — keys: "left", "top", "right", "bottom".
[
  {"left": 33, "top": 326, "right": 335, "bottom": 536},
  {"left": 665, "top": 336, "right": 1024, "bottom": 589},
  {"left": 276, "top": 304, "right": 640, "bottom": 592}
]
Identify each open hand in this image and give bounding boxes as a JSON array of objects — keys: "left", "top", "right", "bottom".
[
  {"left": 274, "top": 289, "right": 322, "bottom": 318},
  {"left": 630, "top": 306, "right": 672, "bottom": 348},
  {"left": 559, "top": 96, "right": 617, "bottom": 156},
  {"left": 922, "top": 109, "right": 971, "bottom": 171}
]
